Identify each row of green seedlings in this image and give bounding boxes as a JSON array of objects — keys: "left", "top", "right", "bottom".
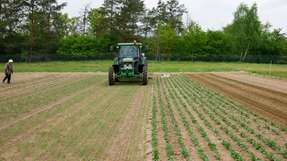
[
  {"left": 178, "top": 76, "right": 283, "bottom": 161},
  {"left": 178, "top": 76, "right": 282, "bottom": 160},
  {"left": 170, "top": 76, "right": 254, "bottom": 161},
  {"left": 151, "top": 83, "right": 160, "bottom": 160},
  {"left": 182, "top": 77, "right": 287, "bottom": 159},
  {"left": 179, "top": 76, "right": 279, "bottom": 161},
  {"left": 165, "top": 77, "right": 222, "bottom": 161},
  {"left": 213, "top": 99, "right": 287, "bottom": 158},
  {"left": 181, "top": 77, "right": 282, "bottom": 147},
  {"left": 156, "top": 78, "right": 174, "bottom": 161},
  {"left": 184, "top": 76, "right": 280, "bottom": 132},
  {"left": 185, "top": 76, "right": 286, "bottom": 134},
  {"left": 166, "top": 77, "right": 221, "bottom": 160},
  {"left": 159, "top": 78, "right": 190, "bottom": 159},
  {"left": 209, "top": 74, "right": 286, "bottom": 132},
  {"left": 161, "top": 77, "right": 209, "bottom": 161},
  {"left": 194, "top": 76, "right": 283, "bottom": 135}
]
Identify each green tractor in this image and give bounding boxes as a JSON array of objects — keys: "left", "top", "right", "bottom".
[{"left": 108, "top": 42, "right": 148, "bottom": 85}]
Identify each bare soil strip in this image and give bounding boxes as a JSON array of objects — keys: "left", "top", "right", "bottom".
[
  {"left": 210, "top": 73, "right": 287, "bottom": 105},
  {"left": 215, "top": 72, "right": 287, "bottom": 94},
  {"left": 144, "top": 85, "right": 153, "bottom": 161},
  {"left": 103, "top": 86, "right": 145, "bottom": 161},
  {"left": 189, "top": 73, "right": 287, "bottom": 125}
]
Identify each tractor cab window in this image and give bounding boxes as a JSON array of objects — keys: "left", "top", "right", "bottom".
[{"left": 119, "top": 46, "right": 138, "bottom": 58}]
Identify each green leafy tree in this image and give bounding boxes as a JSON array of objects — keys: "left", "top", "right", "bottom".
[
  {"left": 205, "top": 31, "right": 229, "bottom": 56},
  {"left": 0, "top": 0, "right": 26, "bottom": 54},
  {"left": 88, "top": 8, "right": 107, "bottom": 37},
  {"left": 182, "top": 21, "right": 207, "bottom": 61},
  {"left": 225, "top": 3, "right": 262, "bottom": 61},
  {"left": 166, "top": 0, "right": 187, "bottom": 34},
  {"left": 158, "top": 24, "right": 177, "bottom": 60},
  {"left": 22, "top": 0, "right": 66, "bottom": 61},
  {"left": 116, "top": 0, "right": 145, "bottom": 41}
]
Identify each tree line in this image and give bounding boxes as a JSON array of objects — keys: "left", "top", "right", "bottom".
[{"left": 1, "top": 0, "right": 287, "bottom": 63}]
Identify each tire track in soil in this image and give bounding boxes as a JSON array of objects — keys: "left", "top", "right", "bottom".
[
  {"left": 103, "top": 86, "right": 145, "bottom": 161},
  {"left": 0, "top": 79, "right": 109, "bottom": 158},
  {"left": 189, "top": 74, "right": 287, "bottom": 125},
  {"left": 0, "top": 76, "right": 98, "bottom": 131},
  {"left": 144, "top": 85, "right": 153, "bottom": 161}
]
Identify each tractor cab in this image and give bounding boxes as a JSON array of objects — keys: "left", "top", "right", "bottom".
[{"left": 108, "top": 42, "right": 148, "bottom": 85}]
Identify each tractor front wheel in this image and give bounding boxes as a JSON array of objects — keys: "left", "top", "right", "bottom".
[
  {"left": 108, "top": 67, "right": 114, "bottom": 86},
  {"left": 142, "top": 66, "right": 148, "bottom": 85}
]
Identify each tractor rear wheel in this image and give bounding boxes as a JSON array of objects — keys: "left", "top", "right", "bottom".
[
  {"left": 108, "top": 67, "right": 114, "bottom": 85},
  {"left": 142, "top": 65, "right": 148, "bottom": 85}
]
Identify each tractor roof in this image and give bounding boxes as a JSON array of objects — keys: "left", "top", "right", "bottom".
[{"left": 117, "top": 43, "right": 142, "bottom": 46}]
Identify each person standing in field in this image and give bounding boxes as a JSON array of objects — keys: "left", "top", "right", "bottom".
[{"left": 2, "top": 59, "right": 14, "bottom": 84}]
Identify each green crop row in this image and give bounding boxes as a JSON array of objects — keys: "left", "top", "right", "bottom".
[
  {"left": 173, "top": 76, "right": 270, "bottom": 160},
  {"left": 159, "top": 79, "right": 190, "bottom": 159},
  {"left": 177, "top": 76, "right": 282, "bottom": 161},
  {"left": 181, "top": 76, "right": 285, "bottom": 134},
  {"left": 171, "top": 76, "right": 254, "bottom": 160},
  {"left": 166, "top": 77, "right": 221, "bottom": 160},
  {"left": 156, "top": 78, "right": 174, "bottom": 161},
  {"left": 193, "top": 82, "right": 286, "bottom": 159},
  {"left": 151, "top": 83, "right": 159, "bottom": 161}
]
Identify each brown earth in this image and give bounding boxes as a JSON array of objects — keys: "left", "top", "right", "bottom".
[
  {"left": 189, "top": 72, "right": 287, "bottom": 126},
  {"left": 0, "top": 73, "right": 148, "bottom": 161}
]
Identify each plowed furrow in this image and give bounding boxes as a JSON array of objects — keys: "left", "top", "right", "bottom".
[
  {"left": 190, "top": 74, "right": 287, "bottom": 125},
  {"left": 208, "top": 73, "right": 287, "bottom": 107}
]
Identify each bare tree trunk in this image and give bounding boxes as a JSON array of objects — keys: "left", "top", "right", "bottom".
[
  {"left": 242, "top": 43, "right": 250, "bottom": 62},
  {"left": 240, "top": 52, "right": 243, "bottom": 62},
  {"left": 156, "top": 27, "right": 160, "bottom": 61},
  {"left": 28, "top": 0, "right": 35, "bottom": 63},
  {"left": 81, "top": 4, "right": 89, "bottom": 35}
]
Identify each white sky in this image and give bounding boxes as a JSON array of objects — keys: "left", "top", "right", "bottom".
[{"left": 59, "top": 0, "right": 287, "bottom": 33}]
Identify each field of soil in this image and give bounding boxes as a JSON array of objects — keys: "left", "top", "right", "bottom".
[
  {"left": 0, "top": 72, "right": 286, "bottom": 161},
  {"left": 189, "top": 72, "right": 287, "bottom": 125},
  {"left": 0, "top": 73, "right": 151, "bottom": 161}
]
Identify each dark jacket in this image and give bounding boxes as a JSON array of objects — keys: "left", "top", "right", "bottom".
[{"left": 4, "top": 63, "right": 13, "bottom": 75}]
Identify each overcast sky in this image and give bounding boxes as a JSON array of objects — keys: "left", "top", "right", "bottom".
[{"left": 58, "top": 0, "right": 287, "bottom": 33}]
